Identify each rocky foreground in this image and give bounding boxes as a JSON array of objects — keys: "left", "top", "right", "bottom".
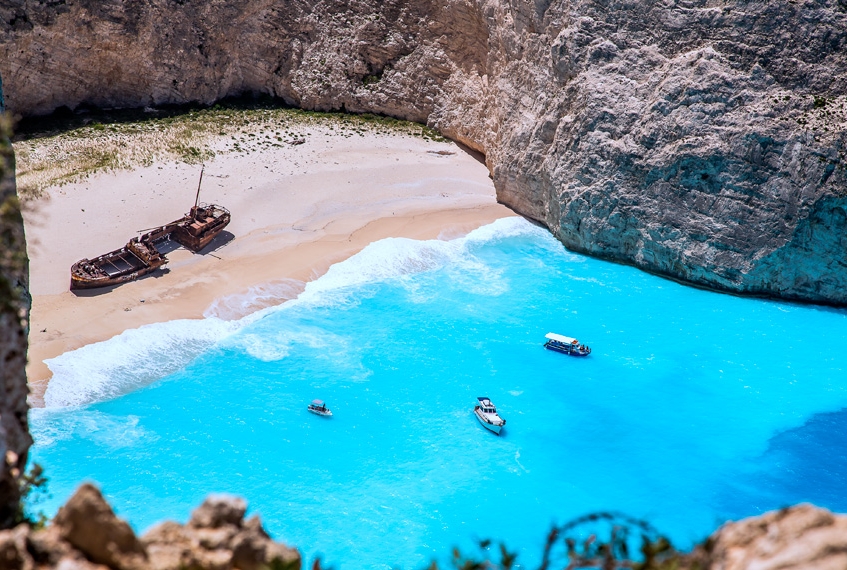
[
  {"left": 2, "top": 484, "right": 847, "bottom": 570},
  {"left": 0, "top": 484, "right": 300, "bottom": 570},
  {"left": 2, "top": 0, "right": 847, "bottom": 303}
]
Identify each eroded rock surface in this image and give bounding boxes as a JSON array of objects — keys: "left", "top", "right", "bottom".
[
  {"left": 0, "top": 69, "right": 30, "bottom": 530},
  {"left": 1, "top": 1, "right": 846, "bottom": 302},
  {"left": 0, "top": 484, "right": 301, "bottom": 570},
  {"left": 686, "top": 504, "right": 847, "bottom": 570},
  {"left": 52, "top": 484, "right": 147, "bottom": 570}
]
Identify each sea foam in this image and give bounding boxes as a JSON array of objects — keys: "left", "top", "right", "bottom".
[
  {"left": 43, "top": 218, "right": 542, "bottom": 408},
  {"left": 43, "top": 318, "right": 239, "bottom": 408},
  {"left": 204, "top": 279, "right": 306, "bottom": 321}
]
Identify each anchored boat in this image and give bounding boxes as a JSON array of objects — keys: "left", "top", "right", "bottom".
[
  {"left": 70, "top": 167, "right": 231, "bottom": 290},
  {"left": 544, "top": 332, "right": 591, "bottom": 356},
  {"left": 307, "top": 399, "right": 333, "bottom": 417},
  {"left": 474, "top": 396, "right": 506, "bottom": 435}
]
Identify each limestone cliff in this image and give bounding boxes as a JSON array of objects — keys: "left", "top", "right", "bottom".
[
  {"left": 0, "top": 69, "right": 30, "bottom": 529},
  {"left": 1, "top": 0, "right": 846, "bottom": 302}
]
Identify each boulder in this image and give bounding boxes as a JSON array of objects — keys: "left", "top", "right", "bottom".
[
  {"left": 0, "top": 524, "right": 32, "bottom": 570},
  {"left": 188, "top": 496, "right": 247, "bottom": 530},
  {"left": 689, "top": 504, "right": 847, "bottom": 570},
  {"left": 52, "top": 484, "right": 146, "bottom": 570}
]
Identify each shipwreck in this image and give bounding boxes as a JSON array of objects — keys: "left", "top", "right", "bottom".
[{"left": 70, "top": 168, "right": 231, "bottom": 290}]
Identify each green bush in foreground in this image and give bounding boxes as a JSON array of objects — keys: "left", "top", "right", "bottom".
[
  {"left": 307, "top": 512, "right": 685, "bottom": 570},
  {"left": 427, "top": 512, "right": 683, "bottom": 570}
]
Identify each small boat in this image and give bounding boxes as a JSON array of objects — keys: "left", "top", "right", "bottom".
[
  {"left": 544, "top": 332, "right": 591, "bottom": 356},
  {"left": 307, "top": 399, "right": 333, "bottom": 417},
  {"left": 474, "top": 397, "right": 506, "bottom": 435}
]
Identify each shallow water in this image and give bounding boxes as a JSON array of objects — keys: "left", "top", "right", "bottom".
[{"left": 30, "top": 218, "right": 847, "bottom": 568}]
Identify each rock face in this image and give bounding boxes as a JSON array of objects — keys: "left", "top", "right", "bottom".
[
  {"left": 0, "top": 69, "right": 30, "bottom": 530},
  {"left": 0, "top": 483, "right": 301, "bottom": 570},
  {"left": 52, "top": 484, "right": 147, "bottom": 570},
  {"left": 687, "top": 504, "right": 847, "bottom": 570},
  {"left": 1, "top": 2, "right": 846, "bottom": 304}
]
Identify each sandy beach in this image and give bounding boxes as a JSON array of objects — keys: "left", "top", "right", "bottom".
[{"left": 20, "top": 120, "right": 515, "bottom": 407}]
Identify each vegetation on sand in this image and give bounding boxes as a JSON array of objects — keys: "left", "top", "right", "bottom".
[{"left": 12, "top": 102, "right": 448, "bottom": 201}]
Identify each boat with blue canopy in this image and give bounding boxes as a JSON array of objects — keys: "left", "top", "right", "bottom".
[
  {"left": 307, "top": 399, "right": 333, "bottom": 417},
  {"left": 544, "top": 332, "right": 591, "bottom": 356}
]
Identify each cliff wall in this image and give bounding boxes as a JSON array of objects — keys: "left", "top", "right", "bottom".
[
  {"left": 0, "top": 69, "right": 30, "bottom": 529},
  {"left": 1, "top": 1, "right": 846, "bottom": 303}
]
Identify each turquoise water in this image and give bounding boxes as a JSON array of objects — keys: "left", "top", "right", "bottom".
[{"left": 30, "top": 218, "right": 847, "bottom": 568}]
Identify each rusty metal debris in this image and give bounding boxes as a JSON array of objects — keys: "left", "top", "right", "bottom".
[{"left": 70, "top": 167, "right": 231, "bottom": 290}]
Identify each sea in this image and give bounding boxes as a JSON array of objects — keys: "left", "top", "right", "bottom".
[{"left": 28, "top": 217, "right": 847, "bottom": 568}]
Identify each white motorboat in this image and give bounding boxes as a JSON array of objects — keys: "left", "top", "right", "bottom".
[
  {"left": 307, "top": 399, "right": 333, "bottom": 417},
  {"left": 474, "top": 396, "right": 506, "bottom": 435}
]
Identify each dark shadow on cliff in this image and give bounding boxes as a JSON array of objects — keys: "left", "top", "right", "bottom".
[
  {"left": 11, "top": 93, "right": 445, "bottom": 144},
  {"left": 454, "top": 141, "right": 486, "bottom": 165},
  {"left": 12, "top": 93, "right": 295, "bottom": 142},
  {"left": 555, "top": 237, "right": 847, "bottom": 313}
]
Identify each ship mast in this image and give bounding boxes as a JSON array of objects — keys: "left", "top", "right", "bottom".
[{"left": 192, "top": 164, "right": 205, "bottom": 219}]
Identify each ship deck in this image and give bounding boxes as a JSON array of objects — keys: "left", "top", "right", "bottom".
[{"left": 98, "top": 251, "right": 146, "bottom": 276}]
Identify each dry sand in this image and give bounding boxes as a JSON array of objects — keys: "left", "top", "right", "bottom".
[{"left": 22, "top": 126, "right": 515, "bottom": 406}]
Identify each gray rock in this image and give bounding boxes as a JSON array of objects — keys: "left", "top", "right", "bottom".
[
  {"left": 5, "top": 486, "right": 847, "bottom": 570},
  {"left": 27, "top": 526, "right": 75, "bottom": 567}
]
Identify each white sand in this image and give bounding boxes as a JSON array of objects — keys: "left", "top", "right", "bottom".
[{"left": 22, "top": 126, "right": 516, "bottom": 406}]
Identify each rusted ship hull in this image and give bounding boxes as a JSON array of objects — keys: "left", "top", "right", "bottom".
[
  {"left": 70, "top": 251, "right": 166, "bottom": 290},
  {"left": 171, "top": 204, "right": 231, "bottom": 252},
  {"left": 70, "top": 204, "right": 230, "bottom": 290}
]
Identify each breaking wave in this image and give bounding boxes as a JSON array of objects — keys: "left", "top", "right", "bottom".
[
  {"left": 43, "top": 318, "right": 239, "bottom": 408},
  {"left": 42, "top": 217, "right": 544, "bottom": 408}
]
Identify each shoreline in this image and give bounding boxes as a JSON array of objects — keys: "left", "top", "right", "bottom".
[{"left": 21, "top": 125, "right": 515, "bottom": 407}]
